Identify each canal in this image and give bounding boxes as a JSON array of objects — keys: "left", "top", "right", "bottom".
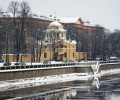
[{"left": 0, "top": 73, "right": 120, "bottom": 100}]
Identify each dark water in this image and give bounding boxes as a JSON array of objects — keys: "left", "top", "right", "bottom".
[{"left": 1, "top": 74, "right": 120, "bottom": 100}]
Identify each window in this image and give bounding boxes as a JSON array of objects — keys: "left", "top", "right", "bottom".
[
  {"left": 64, "top": 53, "right": 67, "bottom": 57},
  {"left": 60, "top": 45, "right": 63, "bottom": 48},
  {"left": 44, "top": 53, "right": 47, "bottom": 58},
  {"left": 57, "top": 34, "right": 59, "bottom": 38},
  {"left": 55, "top": 53, "right": 58, "bottom": 59},
  {"left": 73, "top": 52, "right": 74, "bottom": 58}
]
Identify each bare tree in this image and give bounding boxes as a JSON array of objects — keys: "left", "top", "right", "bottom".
[
  {"left": 17, "top": 1, "right": 31, "bottom": 61},
  {"left": 0, "top": 8, "right": 3, "bottom": 17},
  {"left": 8, "top": 1, "right": 19, "bottom": 18},
  {"left": 19, "top": 1, "right": 31, "bottom": 34},
  {"left": 8, "top": 1, "right": 19, "bottom": 61},
  {"left": 50, "top": 30, "right": 61, "bottom": 61},
  {"left": 38, "top": 31, "right": 45, "bottom": 62}
]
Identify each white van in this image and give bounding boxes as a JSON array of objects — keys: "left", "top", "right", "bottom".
[{"left": 109, "top": 56, "right": 117, "bottom": 60}]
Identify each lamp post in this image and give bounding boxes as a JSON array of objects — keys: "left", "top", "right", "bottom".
[
  {"left": 30, "top": 37, "right": 35, "bottom": 65},
  {"left": 14, "top": 26, "right": 18, "bottom": 62},
  {"left": 50, "top": 33, "right": 52, "bottom": 62},
  {"left": 69, "top": 34, "right": 70, "bottom": 60},
  {"left": 108, "top": 43, "right": 112, "bottom": 58},
  {"left": 0, "top": 26, "right": 3, "bottom": 61},
  {"left": 5, "top": 31, "right": 9, "bottom": 63},
  {"left": 36, "top": 29, "right": 40, "bottom": 62},
  {"left": 78, "top": 41, "right": 82, "bottom": 61},
  {"left": 90, "top": 30, "right": 92, "bottom": 59},
  {"left": 84, "top": 21, "right": 92, "bottom": 59},
  {"left": 39, "top": 30, "right": 44, "bottom": 62}
]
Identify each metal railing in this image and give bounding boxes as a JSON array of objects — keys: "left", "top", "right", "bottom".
[
  {"left": 0, "top": 62, "right": 77, "bottom": 71},
  {"left": 99, "top": 60, "right": 120, "bottom": 64}
]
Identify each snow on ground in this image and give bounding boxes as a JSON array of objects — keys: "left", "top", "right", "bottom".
[
  {"left": 0, "top": 61, "right": 65, "bottom": 67},
  {"left": 0, "top": 63, "right": 3, "bottom": 67},
  {"left": 1, "top": 67, "right": 120, "bottom": 92},
  {"left": 0, "top": 73, "right": 92, "bottom": 92}
]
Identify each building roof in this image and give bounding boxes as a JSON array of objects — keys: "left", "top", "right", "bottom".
[
  {"left": 45, "top": 28, "right": 66, "bottom": 32},
  {"left": 84, "top": 21, "right": 96, "bottom": 27},
  {"left": 32, "top": 15, "right": 84, "bottom": 25},
  {"left": 59, "top": 17, "right": 84, "bottom": 24},
  {"left": 49, "top": 21, "right": 62, "bottom": 26}
]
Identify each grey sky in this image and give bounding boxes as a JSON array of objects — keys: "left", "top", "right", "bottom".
[{"left": 0, "top": 0, "right": 120, "bottom": 31}]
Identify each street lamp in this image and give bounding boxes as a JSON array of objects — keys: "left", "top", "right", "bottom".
[
  {"left": 30, "top": 37, "right": 35, "bottom": 65},
  {"left": 5, "top": 31, "right": 9, "bottom": 63},
  {"left": 78, "top": 41, "right": 82, "bottom": 61},
  {"left": 0, "top": 26, "right": 3, "bottom": 61},
  {"left": 13, "top": 26, "right": 18, "bottom": 62},
  {"left": 36, "top": 29, "right": 40, "bottom": 62},
  {"left": 69, "top": 34, "right": 70, "bottom": 60}
]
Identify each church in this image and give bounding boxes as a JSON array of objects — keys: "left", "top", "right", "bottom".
[{"left": 39, "top": 19, "right": 86, "bottom": 62}]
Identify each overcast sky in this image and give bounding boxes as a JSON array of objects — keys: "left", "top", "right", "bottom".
[{"left": 0, "top": 0, "right": 120, "bottom": 31}]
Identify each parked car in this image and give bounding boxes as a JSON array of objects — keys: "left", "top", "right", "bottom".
[
  {"left": 96, "top": 57, "right": 101, "bottom": 60},
  {"left": 43, "top": 61, "right": 56, "bottom": 64},
  {"left": 0, "top": 59, "right": 4, "bottom": 62},
  {"left": 65, "top": 60, "right": 74, "bottom": 63},
  {"left": 14, "top": 62, "right": 26, "bottom": 66},
  {"left": 109, "top": 56, "right": 118, "bottom": 61},
  {"left": 3, "top": 62, "right": 11, "bottom": 66},
  {"left": 43, "top": 61, "right": 51, "bottom": 64}
]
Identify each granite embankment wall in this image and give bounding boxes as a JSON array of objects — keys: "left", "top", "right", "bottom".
[
  {"left": 0, "top": 66, "right": 92, "bottom": 81},
  {"left": 99, "top": 63, "right": 120, "bottom": 72}
]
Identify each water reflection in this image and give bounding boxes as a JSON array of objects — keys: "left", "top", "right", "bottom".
[{"left": 1, "top": 74, "right": 120, "bottom": 100}]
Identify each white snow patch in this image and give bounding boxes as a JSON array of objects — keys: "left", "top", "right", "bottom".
[
  {"left": 0, "top": 73, "right": 91, "bottom": 92},
  {"left": 49, "top": 21, "right": 62, "bottom": 26}
]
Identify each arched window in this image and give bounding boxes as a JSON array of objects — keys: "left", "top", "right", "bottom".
[
  {"left": 73, "top": 52, "right": 74, "bottom": 58},
  {"left": 64, "top": 53, "right": 67, "bottom": 57},
  {"left": 44, "top": 53, "right": 47, "bottom": 58}
]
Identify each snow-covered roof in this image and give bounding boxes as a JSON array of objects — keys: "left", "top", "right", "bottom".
[
  {"left": 71, "top": 40, "right": 77, "bottom": 44},
  {"left": 66, "top": 40, "right": 77, "bottom": 44},
  {"left": 32, "top": 15, "right": 53, "bottom": 21},
  {"left": 49, "top": 21, "right": 62, "bottom": 26},
  {"left": 84, "top": 22, "right": 95, "bottom": 27},
  {"left": 32, "top": 16, "right": 82, "bottom": 24},
  {"left": 45, "top": 28, "right": 66, "bottom": 32},
  {"left": 0, "top": 12, "right": 13, "bottom": 17},
  {"left": 59, "top": 17, "right": 80, "bottom": 23}
]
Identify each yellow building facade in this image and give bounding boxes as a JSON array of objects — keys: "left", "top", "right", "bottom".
[
  {"left": 39, "top": 21, "right": 77, "bottom": 61},
  {"left": 3, "top": 54, "right": 32, "bottom": 62}
]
